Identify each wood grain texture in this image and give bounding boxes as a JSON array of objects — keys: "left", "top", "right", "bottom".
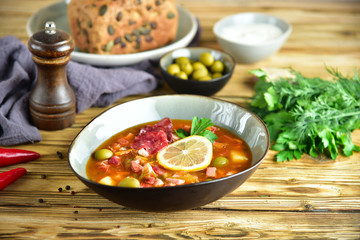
[{"left": 0, "top": 0, "right": 360, "bottom": 239}]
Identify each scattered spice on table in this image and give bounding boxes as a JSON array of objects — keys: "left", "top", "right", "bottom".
[
  {"left": 65, "top": 185, "right": 71, "bottom": 190},
  {"left": 38, "top": 198, "right": 44, "bottom": 203},
  {"left": 58, "top": 187, "right": 63, "bottom": 192},
  {"left": 56, "top": 151, "right": 63, "bottom": 159},
  {"left": 41, "top": 174, "right": 47, "bottom": 179}
]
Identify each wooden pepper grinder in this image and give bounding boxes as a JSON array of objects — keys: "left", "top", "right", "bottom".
[{"left": 28, "top": 21, "right": 76, "bottom": 130}]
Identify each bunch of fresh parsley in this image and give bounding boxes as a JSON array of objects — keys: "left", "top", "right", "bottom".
[
  {"left": 175, "top": 116, "right": 218, "bottom": 143},
  {"left": 249, "top": 67, "right": 360, "bottom": 162}
]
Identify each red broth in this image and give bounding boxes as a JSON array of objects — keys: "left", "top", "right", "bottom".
[{"left": 86, "top": 118, "right": 252, "bottom": 187}]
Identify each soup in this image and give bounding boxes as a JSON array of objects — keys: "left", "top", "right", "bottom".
[{"left": 86, "top": 117, "right": 252, "bottom": 188}]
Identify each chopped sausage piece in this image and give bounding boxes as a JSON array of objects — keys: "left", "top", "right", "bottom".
[
  {"left": 132, "top": 130, "right": 168, "bottom": 154},
  {"left": 132, "top": 118, "right": 174, "bottom": 154},
  {"left": 140, "top": 163, "right": 157, "bottom": 179},
  {"left": 154, "top": 178, "right": 164, "bottom": 187},
  {"left": 108, "top": 156, "right": 120, "bottom": 165},
  {"left": 143, "top": 176, "right": 156, "bottom": 185},
  {"left": 130, "top": 160, "right": 143, "bottom": 173},
  {"left": 140, "top": 117, "right": 174, "bottom": 142},
  {"left": 138, "top": 148, "right": 149, "bottom": 157},
  {"left": 165, "top": 178, "right": 185, "bottom": 185},
  {"left": 152, "top": 165, "right": 165, "bottom": 176},
  {"left": 206, "top": 167, "right": 216, "bottom": 178},
  {"left": 96, "top": 161, "right": 110, "bottom": 173}
]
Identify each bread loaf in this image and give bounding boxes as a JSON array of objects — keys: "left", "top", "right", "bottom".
[{"left": 67, "top": 0, "right": 179, "bottom": 54}]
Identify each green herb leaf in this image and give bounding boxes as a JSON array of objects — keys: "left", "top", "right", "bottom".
[
  {"left": 191, "top": 117, "right": 214, "bottom": 136},
  {"left": 176, "top": 116, "right": 218, "bottom": 143},
  {"left": 175, "top": 129, "right": 188, "bottom": 139},
  {"left": 198, "top": 130, "right": 218, "bottom": 143},
  {"left": 249, "top": 67, "right": 360, "bottom": 161}
]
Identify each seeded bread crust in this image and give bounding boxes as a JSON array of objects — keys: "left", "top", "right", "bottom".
[{"left": 67, "top": 0, "right": 179, "bottom": 54}]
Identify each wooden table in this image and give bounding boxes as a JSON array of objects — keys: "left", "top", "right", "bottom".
[{"left": 1, "top": 0, "right": 359, "bottom": 239}]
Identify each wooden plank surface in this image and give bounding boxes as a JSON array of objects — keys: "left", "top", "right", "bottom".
[{"left": 0, "top": 0, "right": 360, "bottom": 239}]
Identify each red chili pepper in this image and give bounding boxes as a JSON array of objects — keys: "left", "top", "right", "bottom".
[
  {"left": 0, "top": 167, "right": 27, "bottom": 190},
  {"left": 0, "top": 148, "right": 40, "bottom": 167}
]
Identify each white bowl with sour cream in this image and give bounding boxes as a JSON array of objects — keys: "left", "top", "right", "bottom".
[{"left": 213, "top": 12, "right": 292, "bottom": 64}]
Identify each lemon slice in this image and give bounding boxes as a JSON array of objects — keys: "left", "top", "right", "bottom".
[{"left": 157, "top": 135, "right": 213, "bottom": 172}]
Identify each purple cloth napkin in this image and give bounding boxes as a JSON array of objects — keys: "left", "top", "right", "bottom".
[
  {"left": 0, "top": 20, "right": 201, "bottom": 146},
  {"left": 0, "top": 24, "right": 201, "bottom": 146}
]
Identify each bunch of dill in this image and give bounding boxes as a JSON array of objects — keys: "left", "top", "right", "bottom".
[{"left": 249, "top": 67, "right": 360, "bottom": 162}]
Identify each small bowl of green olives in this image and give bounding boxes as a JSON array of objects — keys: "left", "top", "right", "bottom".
[{"left": 160, "top": 47, "right": 235, "bottom": 96}]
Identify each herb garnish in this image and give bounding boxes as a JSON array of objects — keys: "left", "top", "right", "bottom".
[
  {"left": 249, "top": 67, "right": 360, "bottom": 162},
  {"left": 175, "top": 116, "right": 218, "bottom": 143}
]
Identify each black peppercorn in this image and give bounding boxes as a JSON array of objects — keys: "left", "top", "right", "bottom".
[{"left": 56, "top": 151, "right": 63, "bottom": 159}]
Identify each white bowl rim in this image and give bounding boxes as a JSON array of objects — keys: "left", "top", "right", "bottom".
[
  {"left": 68, "top": 94, "right": 270, "bottom": 189},
  {"left": 213, "top": 12, "right": 292, "bottom": 47}
]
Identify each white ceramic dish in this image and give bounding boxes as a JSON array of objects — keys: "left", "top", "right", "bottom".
[
  {"left": 27, "top": 1, "right": 198, "bottom": 67},
  {"left": 213, "top": 12, "right": 292, "bottom": 64}
]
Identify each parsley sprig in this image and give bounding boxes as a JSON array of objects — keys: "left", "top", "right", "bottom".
[
  {"left": 249, "top": 67, "right": 360, "bottom": 162},
  {"left": 175, "top": 116, "right": 218, "bottom": 143}
]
